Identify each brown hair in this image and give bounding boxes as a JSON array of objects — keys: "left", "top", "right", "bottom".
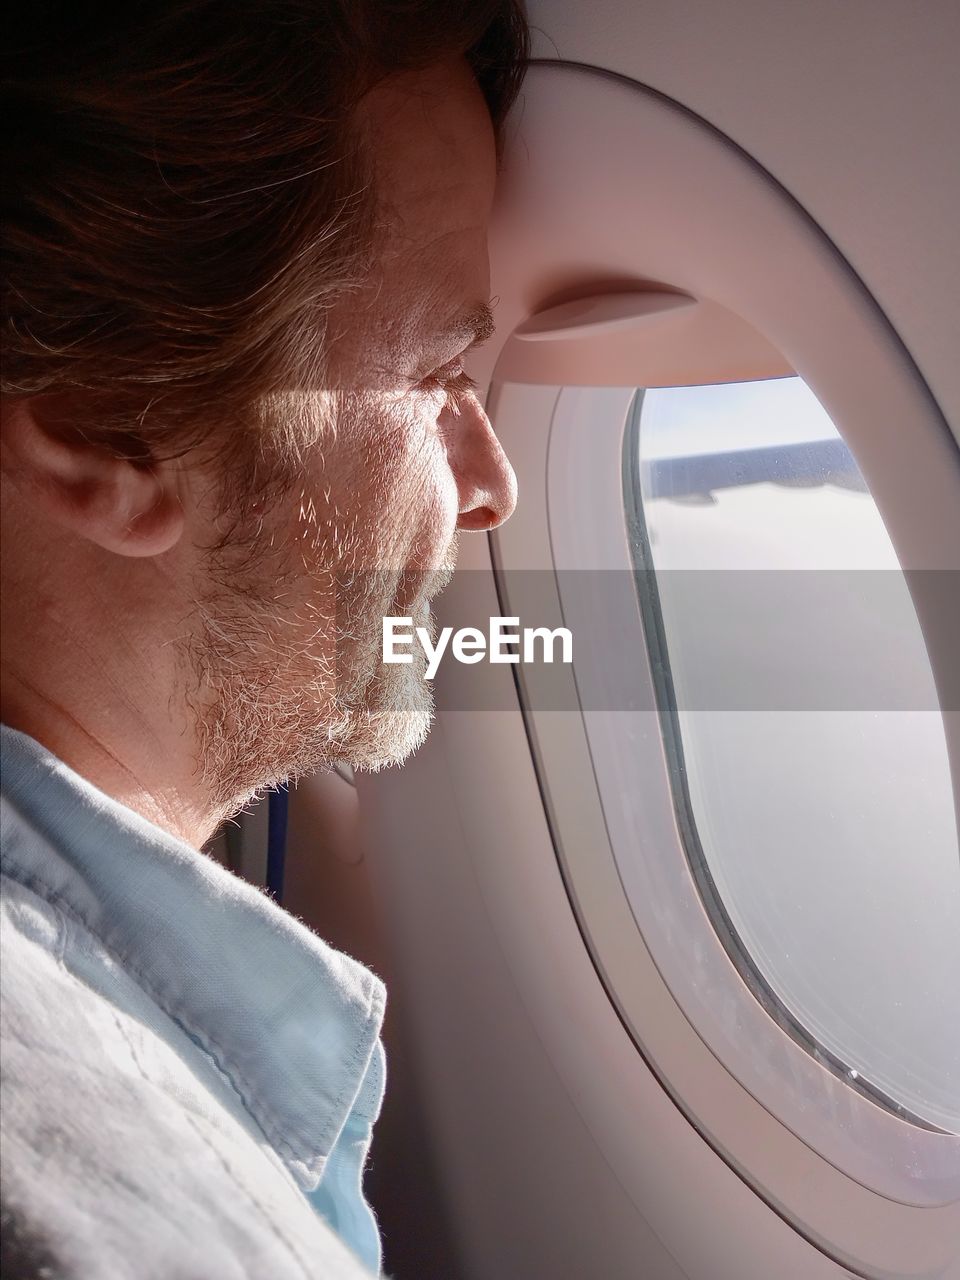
[{"left": 1, "top": 1, "right": 528, "bottom": 462}]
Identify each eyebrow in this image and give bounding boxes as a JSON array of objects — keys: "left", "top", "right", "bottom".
[
  {"left": 439, "top": 300, "right": 497, "bottom": 351},
  {"left": 406, "top": 301, "right": 497, "bottom": 381}
]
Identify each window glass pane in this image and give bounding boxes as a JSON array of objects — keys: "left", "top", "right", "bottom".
[{"left": 630, "top": 376, "right": 960, "bottom": 1131}]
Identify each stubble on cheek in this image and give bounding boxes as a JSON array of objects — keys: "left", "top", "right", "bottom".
[{"left": 182, "top": 386, "right": 459, "bottom": 811}]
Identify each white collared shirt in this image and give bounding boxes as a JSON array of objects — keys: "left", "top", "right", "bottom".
[{"left": 0, "top": 725, "right": 387, "bottom": 1279}]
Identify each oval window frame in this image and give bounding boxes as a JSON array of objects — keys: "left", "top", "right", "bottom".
[{"left": 479, "top": 62, "right": 960, "bottom": 1276}]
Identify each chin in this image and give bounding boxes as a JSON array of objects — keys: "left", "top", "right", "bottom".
[
  {"left": 196, "top": 569, "right": 444, "bottom": 811},
  {"left": 339, "top": 662, "right": 435, "bottom": 772}
]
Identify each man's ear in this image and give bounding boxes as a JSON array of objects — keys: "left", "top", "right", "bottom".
[{"left": 0, "top": 395, "right": 185, "bottom": 557}]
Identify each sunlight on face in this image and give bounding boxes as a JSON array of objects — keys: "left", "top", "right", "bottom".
[{"left": 185, "top": 60, "right": 502, "bottom": 810}]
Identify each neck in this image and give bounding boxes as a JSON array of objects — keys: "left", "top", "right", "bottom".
[{"left": 1, "top": 530, "right": 221, "bottom": 850}]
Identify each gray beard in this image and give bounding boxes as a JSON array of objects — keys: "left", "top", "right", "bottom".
[{"left": 182, "top": 566, "right": 448, "bottom": 820}]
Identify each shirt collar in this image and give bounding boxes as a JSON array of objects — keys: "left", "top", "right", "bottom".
[{"left": 0, "top": 724, "right": 386, "bottom": 1192}]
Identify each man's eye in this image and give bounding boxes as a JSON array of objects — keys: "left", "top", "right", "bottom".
[{"left": 420, "top": 363, "right": 480, "bottom": 410}]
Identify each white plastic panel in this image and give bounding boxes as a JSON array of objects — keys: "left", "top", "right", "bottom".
[
  {"left": 356, "top": 49, "right": 960, "bottom": 1280},
  {"left": 522, "top": 0, "right": 960, "bottom": 426}
]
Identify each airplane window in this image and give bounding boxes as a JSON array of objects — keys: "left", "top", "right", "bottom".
[{"left": 624, "top": 376, "right": 960, "bottom": 1131}]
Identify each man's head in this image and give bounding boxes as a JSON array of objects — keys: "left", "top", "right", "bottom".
[{"left": 1, "top": 3, "right": 527, "bottom": 833}]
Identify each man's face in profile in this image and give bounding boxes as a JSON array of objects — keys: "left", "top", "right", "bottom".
[{"left": 184, "top": 58, "right": 516, "bottom": 804}]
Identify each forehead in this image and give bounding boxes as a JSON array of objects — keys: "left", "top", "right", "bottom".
[
  {"left": 360, "top": 58, "right": 497, "bottom": 229},
  {"left": 352, "top": 58, "right": 498, "bottom": 370}
]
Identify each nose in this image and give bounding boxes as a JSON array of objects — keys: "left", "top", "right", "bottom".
[{"left": 443, "top": 394, "right": 518, "bottom": 532}]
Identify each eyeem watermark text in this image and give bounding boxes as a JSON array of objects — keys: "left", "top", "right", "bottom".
[{"left": 383, "top": 616, "right": 573, "bottom": 680}]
